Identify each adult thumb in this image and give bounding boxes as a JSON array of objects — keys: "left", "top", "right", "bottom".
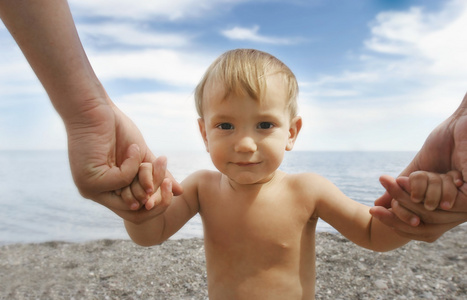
[{"left": 99, "top": 144, "right": 142, "bottom": 191}]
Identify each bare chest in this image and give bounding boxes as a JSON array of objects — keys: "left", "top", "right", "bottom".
[
  {"left": 204, "top": 188, "right": 302, "bottom": 241},
  {"left": 199, "top": 189, "right": 316, "bottom": 299},
  {"left": 200, "top": 186, "right": 314, "bottom": 269}
]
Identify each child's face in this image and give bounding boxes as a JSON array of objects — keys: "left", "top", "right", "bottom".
[{"left": 198, "top": 74, "right": 301, "bottom": 185}]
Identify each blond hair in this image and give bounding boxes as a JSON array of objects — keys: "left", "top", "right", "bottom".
[{"left": 194, "top": 49, "right": 298, "bottom": 118}]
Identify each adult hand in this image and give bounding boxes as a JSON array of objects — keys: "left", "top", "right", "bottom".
[
  {"left": 372, "top": 176, "right": 466, "bottom": 242},
  {"left": 372, "top": 92, "right": 467, "bottom": 241},
  {"left": 65, "top": 95, "right": 183, "bottom": 218}
]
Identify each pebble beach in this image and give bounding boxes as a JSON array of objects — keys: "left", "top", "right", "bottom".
[{"left": 1, "top": 225, "right": 466, "bottom": 299}]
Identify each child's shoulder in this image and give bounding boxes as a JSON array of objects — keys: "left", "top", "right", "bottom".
[
  {"left": 285, "top": 172, "right": 330, "bottom": 186},
  {"left": 186, "top": 169, "right": 222, "bottom": 183},
  {"left": 279, "top": 172, "right": 337, "bottom": 216},
  {"left": 283, "top": 172, "right": 337, "bottom": 195},
  {"left": 180, "top": 170, "right": 222, "bottom": 194}
]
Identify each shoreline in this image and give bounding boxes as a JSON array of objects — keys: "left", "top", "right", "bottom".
[{"left": 1, "top": 225, "right": 466, "bottom": 299}]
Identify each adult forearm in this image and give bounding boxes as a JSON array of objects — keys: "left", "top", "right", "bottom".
[{"left": 0, "top": 0, "right": 106, "bottom": 122}]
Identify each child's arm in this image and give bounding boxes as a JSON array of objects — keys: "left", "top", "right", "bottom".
[
  {"left": 122, "top": 167, "right": 202, "bottom": 247},
  {"left": 307, "top": 174, "right": 410, "bottom": 252}
]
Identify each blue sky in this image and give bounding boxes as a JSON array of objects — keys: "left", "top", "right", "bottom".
[{"left": 1, "top": 0, "right": 466, "bottom": 152}]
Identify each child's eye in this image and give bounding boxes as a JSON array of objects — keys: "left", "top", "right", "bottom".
[
  {"left": 258, "top": 122, "right": 274, "bottom": 129},
  {"left": 217, "top": 123, "right": 234, "bottom": 130}
]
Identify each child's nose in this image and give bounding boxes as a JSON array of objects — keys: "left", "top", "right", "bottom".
[{"left": 234, "top": 135, "right": 257, "bottom": 153}]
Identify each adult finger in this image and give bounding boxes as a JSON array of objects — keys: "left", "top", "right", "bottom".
[
  {"left": 369, "top": 206, "right": 459, "bottom": 243},
  {"left": 369, "top": 206, "right": 413, "bottom": 231},
  {"left": 374, "top": 191, "right": 392, "bottom": 208},
  {"left": 450, "top": 183, "right": 467, "bottom": 211},
  {"left": 395, "top": 196, "right": 467, "bottom": 224},
  {"left": 379, "top": 175, "right": 412, "bottom": 204},
  {"left": 100, "top": 144, "right": 142, "bottom": 191},
  {"left": 392, "top": 221, "right": 464, "bottom": 243},
  {"left": 391, "top": 199, "right": 420, "bottom": 226},
  {"left": 93, "top": 191, "right": 139, "bottom": 212},
  {"left": 446, "top": 170, "right": 464, "bottom": 187}
]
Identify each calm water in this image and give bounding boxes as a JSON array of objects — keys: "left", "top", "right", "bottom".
[{"left": 0, "top": 150, "right": 415, "bottom": 245}]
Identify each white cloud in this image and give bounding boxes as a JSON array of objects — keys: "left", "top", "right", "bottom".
[
  {"left": 0, "top": 30, "right": 46, "bottom": 98},
  {"left": 295, "top": 92, "right": 440, "bottom": 151},
  {"left": 0, "top": 47, "right": 44, "bottom": 99},
  {"left": 115, "top": 92, "right": 205, "bottom": 151},
  {"left": 221, "top": 25, "right": 300, "bottom": 44},
  {"left": 368, "top": 0, "right": 467, "bottom": 110},
  {"left": 77, "top": 22, "right": 192, "bottom": 48},
  {"left": 364, "top": 0, "right": 467, "bottom": 80},
  {"left": 297, "top": 0, "right": 467, "bottom": 151},
  {"left": 87, "top": 49, "right": 212, "bottom": 87},
  {"left": 365, "top": 7, "right": 427, "bottom": 56},
  {"left": 116, "top": 91, "right": 196, "bottom": 120},
  {"left": 0, "top": 62, "right": 43, "bottom": 97},
  {"left": 311, "top": 0, "right": 467, "bottom": 110},
  {"left": 69, "top": 0, "right": 250, "bottom": 21}
]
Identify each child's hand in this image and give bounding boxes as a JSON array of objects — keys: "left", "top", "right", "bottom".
[
  {"left": 119, "top": 162, "right": 155, "bottom": 210},
  {"left": 143, "top": 178, "right": 173, "bottom": 211},
  {"left": 118, "top": 156, "right": 174, "bottom": 211},
  {"left": 381, "top": 170, "right": 464, "bottom": 227},
  {"left": 406, "top": 170, "right": 463, "bottom": 211}
]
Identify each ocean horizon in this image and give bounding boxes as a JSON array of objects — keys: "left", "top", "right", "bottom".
[{"left": 0, "top": 150, "right": 416, "bottom": 245}]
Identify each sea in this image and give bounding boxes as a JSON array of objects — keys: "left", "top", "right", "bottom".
[{"left": 0, "top": 150, "right": 416, "bottom": 245}]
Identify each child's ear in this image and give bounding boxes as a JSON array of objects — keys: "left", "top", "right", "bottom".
[
  {"left": 286, "top": 116, "right": 302, "bottom": 151},
  {"left": 198, "top": 118, "right": 210, "bottom": 153}
]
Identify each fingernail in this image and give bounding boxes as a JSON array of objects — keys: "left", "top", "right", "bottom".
[
  {"left": 441, "top": 201, "right": 451, "bottom": 210},
  {"left": 410, "top": 217, "right": 419, "bottom": 226},
  {"left": 131, "top": 202, "right": 139, "bottom": 210}
]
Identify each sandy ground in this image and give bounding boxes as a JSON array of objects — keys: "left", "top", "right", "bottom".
[{"left": 1, "top": 225, "right": 466, "bottom": 299}]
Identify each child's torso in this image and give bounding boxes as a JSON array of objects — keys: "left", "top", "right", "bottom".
[{"left": 197, "top": 171, "right": 318, "bottom": 299}]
